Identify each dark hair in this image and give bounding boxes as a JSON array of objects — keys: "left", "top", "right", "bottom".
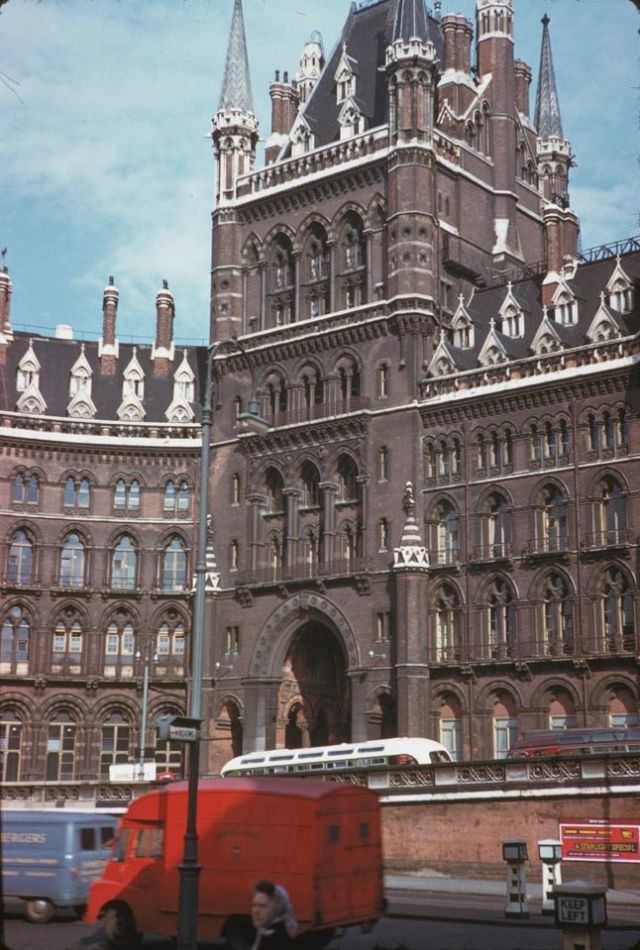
[{"left": 254, "top": 879, "right": 276, "bottom": 899}]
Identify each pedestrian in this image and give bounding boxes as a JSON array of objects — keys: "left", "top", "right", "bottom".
[{"left": 250, "top": 878, "right": 297, "bottom": 949}]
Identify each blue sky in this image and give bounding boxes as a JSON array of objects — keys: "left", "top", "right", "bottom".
[{"left": 1, "top": 0, "right": 638, "bottom": 344}]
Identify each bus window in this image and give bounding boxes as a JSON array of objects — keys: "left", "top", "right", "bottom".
[
  {"left": 101, "top": 826, "right": 116, "bottom": 848},
  {"left": 80, "top": 828, "right": 97, "bottom": 851}
]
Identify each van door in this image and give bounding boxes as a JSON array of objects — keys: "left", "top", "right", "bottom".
[
  {"left": 75, "top": 822, "right": 117, "bottom": 907},
  {"left": 115, "top": 822, "right": 165, "bottom": 934}
]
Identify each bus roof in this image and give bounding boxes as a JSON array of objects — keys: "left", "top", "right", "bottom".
[
  {"left": 222, "top": 736, "right": 445, "bottom": 771},
  {"left": 1, "top": 810, "right": 118, "bottom": 823}
]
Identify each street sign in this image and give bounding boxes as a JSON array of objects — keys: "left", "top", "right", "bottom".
[{"left": 156, "top": 714, "right": 201, "bottom": 743}]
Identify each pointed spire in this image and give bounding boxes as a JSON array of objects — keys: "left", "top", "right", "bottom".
[
  {"left": 392, "top": 0, "right": 430, "bottom": 43},
  {"left": 534, "top": 14, "right": 563, "bottom": 139},
  {"left": 218, "top": 0, "right": 254, "bottom": 114},
  {"left": 393, "top": 482, "right": 430, "bottom": 571}
]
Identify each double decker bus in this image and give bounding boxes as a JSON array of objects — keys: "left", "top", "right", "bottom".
[
  {"left": 220, "top": 736, "right": 452, "bottom": 778},
  {"left": 507, "top": 727, "right": 640, "bottom": 759}
]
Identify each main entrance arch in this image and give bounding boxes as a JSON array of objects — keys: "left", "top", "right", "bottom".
[{"left": 246, "top": 592, "right": 361, "bottom": 749}]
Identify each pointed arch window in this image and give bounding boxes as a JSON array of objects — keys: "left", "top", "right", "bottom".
[
  {"left": 46, "top": 711, "right": 77, "bottom": 781},
  {"left": 64, "top": 476, "right": 91, "bottom": 509},
  {"left": 434, "top": 583, "right": 462, "bottom": 663},
  {"left": 0, "top": 711, "right": 23, "bottom": 782},
  {"left": 156, "top": 620, "right": 186, "bottom": 660},
  {"left": 114, "top": 478, "right": 141, "bottom": 511},
  {"left": 600, "top": 567, "right": 635, "bottom": 653},
  {"left": 52, "top": 614, "right": 83, "bottom": 672},
  {"left": 104, "top": 614, "right": 135, "bottom": 678},
  {"left": 597, "top": 476, "right": 627, "bottom": 546},
  {"left": 337, "top": 523, "right": 357, "bottom": 570},
  {"left": 541, "top": 571, "right": 574, "bottom": 656},
  {"left": 12, "top": 472, "right": 39, "bottom": 505},
  {"left": 301, "top": 462, "right": 320, "bottom": 508},
  {"left": 99, "top": 711, "right": 131, "bottom": 778},
  {"left": 1, "top": 605, "right": 30, "bottom": 674},
  {"left": 337, "top": 455, "right": 358, "bottom": 502},
  {"left": 539, "top": 485, "right": 568, "bottom": 553},
  {"left": 60, "top": 532, "right": 86, "bottom": 588},
  {"left": 302, "top": 528, "right": 319, "bottom": 577},
  {"left": 111, "top": 536, "right": 137, "bottom": 591},
  {"left": 438, "top": 694, "right": 463, "bottom": 762},
  {"left": 162, "top": 536, "right": 187, "bottom": 591},
  {"left": 483, "top": 493, "right": 511, "bottom": 559},
  {"left": 486, "top": 577, "right": 516, "bottom": 659},
  {"left": 114, "top": 479, "right": 127, "bottom": 510},
  {"left": 434, "top": 501, "right": 460, "bottom": 566},
  {"left": 164, "top": 479, "right": 190, "bottom": 515},
  {"left": 7, "top": 530, "right": 33, "bottom": 585},
  {"left": 265, "top": 468, "right": 284, "bottom": 513}
]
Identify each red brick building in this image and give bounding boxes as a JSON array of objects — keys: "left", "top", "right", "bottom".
[{"left": 1, "top": 0, "right": 639, "bottom": 784}]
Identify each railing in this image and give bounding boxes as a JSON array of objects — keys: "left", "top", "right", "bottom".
[
  {"left": 237, "top": 556, "right": 372, "bottom": 587},
  {"left": 7, "top": 752, "right": 639, "bottom": 809},
  {"left": 581, "top": 528, "right": 634, "bottom": 551}
]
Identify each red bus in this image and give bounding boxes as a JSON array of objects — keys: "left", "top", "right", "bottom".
[{"left": 507, "top": 727, "right": 640, "bottom": 759}]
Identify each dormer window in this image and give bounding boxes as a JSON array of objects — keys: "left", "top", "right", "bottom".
[
  {"left": 609, "top": 281, "right": 633, "bottom": 314},
  {"left": 554, "top": 293, "right": 578, "bottom": 326},
  {"left": 337, "top": 74, "right": 354, "bottom": 103},
  {"left": 334, "top": 45, "right": 357, "bottom": 105},
  {"left": 501, "top": 306, "right": 523, "bottom": 338},
  {"left": 16, "top": 342, "right": 40, "bottom": 392}
]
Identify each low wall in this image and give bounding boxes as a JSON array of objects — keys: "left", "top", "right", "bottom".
[{"left": 382, "top": 791, "right": 639, "bottom": 890}]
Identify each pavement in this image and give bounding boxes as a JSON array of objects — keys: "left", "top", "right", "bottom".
[{"left": 384, "top": 872, "right": 640, "bottom": 929}]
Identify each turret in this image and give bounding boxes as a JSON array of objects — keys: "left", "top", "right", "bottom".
[
  {"left": 296, "top": 31, "right": 324, "bottom": 105},
  {"left": 211, "top": 0, "right": 258, "bottom": 341},
  {"left": 385, "top": 0, "right": 439, "bottom": 312},
  {"left": 152, "top": 280, "right": 175, "bottom": 377},
  {"left": 211, "top": 0, "right": 259, "bottom": 205},
  {"left": 99, "top": 276, "right": 119, "bottom": 375},
  {"left": 534, "top": 15, "right": 579, "bottom": 301},
  {"left": 476, "top": 0, "right": 522, "bottom": 266}
]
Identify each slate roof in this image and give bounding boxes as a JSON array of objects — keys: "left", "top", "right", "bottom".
[
  {"left": 1, "top": 333, "right": 204, "bottom": 423},
  {"left": 300, "top": 0, "right": 442, "bottom": 148}
]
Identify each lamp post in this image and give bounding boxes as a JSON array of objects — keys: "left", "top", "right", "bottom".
[
  {"left": 175, "top": 337, "right": 267, "bottom": 950},
  {"left": 136, "top": 649, "right": 153, "bottom": 780}
]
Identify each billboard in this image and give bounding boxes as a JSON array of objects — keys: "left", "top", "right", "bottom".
[{"left": 559, "top": 821, "right": 640, "bottom": 863}]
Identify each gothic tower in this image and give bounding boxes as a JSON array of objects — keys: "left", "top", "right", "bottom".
[{"left": 210, "top": 0, "right": 259, "bottom": 341}]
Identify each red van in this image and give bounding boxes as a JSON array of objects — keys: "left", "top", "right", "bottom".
[{"left": 86, "top": 776, "right": 384, "bottom": 948}]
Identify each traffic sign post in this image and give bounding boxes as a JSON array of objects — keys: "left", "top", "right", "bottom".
[
  {"left": 554, "top": 882, "right": 607, "bottom": 950},
  {"left": 156, "top": 715, "right": 201, "bottom": 744}
]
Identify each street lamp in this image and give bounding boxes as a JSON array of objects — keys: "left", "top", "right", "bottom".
[
  {"left": 176, "top": 337, "right": 266, "bottom": 950},
  {"left": 135, "top": 648, "right": 156, "bottom": 781}
]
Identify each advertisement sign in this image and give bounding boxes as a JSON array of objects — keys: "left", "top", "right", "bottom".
[{"left": 560, "top": 821, "right": 640, "bottom": 863}]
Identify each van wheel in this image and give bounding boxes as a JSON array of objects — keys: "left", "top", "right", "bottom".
[
  {"left": 24, "top": 898, "right": 55, "bottom": 923},
  {"left": 74, "top": 903, "right": 87, "bottom": 920},
  {"left": 101, "top": 903, "right": 142, "bottom": 949},
  {"left": 222, "top": 915, "right": 254, "bottom": 950}
]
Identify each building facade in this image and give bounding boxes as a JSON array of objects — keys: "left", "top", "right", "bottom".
[{"left": 1, "top": 0, "right": 639, "bottom": 784}]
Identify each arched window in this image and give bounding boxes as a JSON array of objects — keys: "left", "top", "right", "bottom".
[
  {"left": 377, "top": 363, "right": 389, "bottom": 398},
  {"left": 99, "top": 711, "right": 131, "bottom": 778},
  {"left": 45, "top": 711, "right": 77, "bottom": 781},
  {"left": 486, "top": 577, "right": 516, "bottom": 659},
  {"left": 265, "top": 468, "right": 284, "bottom": 513},
  {"left": 547, "top": 691, "right": 577, "bottom": 731},
  {"left": 111, "top": 536, "right": 137, "bottom": 590},
  {"left": 177, "top": 480, "right": 189, "bottom": 511},
  {"left": 231, "top": 473, "right": 241, "bottom": 506},
  {"left": 438, "top": 694, "right": 463, "bottom": 761},
  {"left": 541, "top": 572, "right": 574, "bottom": 656},
  {"left": 597, "top": 476, "right": 627, "bottom": 545},
  {"left": 302, "top": 528, "right": 319, "bottom": 577},
  {"left": 267, "top": 535, "right": 281, "bottom": 580},
  {"left": 162, "top": 536, "right": 187, "bottom": 591},
  {"left": 7, "top": 529, "right": 33, "bottom": 585},
  {"left": 337, "top": 361, "right": 361, "bottom": 411},
  {"left": 78, "top": 477, "right": 90, "bottom": 508},
  {"left": 608, "top": 685, "right": 638, "bottom": 729},
  {"left": 60, "top": 532, "right": 85, "bottom": 588},
  {"left": 52, "top": 614, "right": 83, "bottom": 675},
  {"left": 539, "top": 485, "right": 568, "bottom": 553},
  {"left": 1, "top": 605, "right": 30, "bottom": 674},
  {"left": 12, "top": 472, "right": 39, "bottom": 505},
  {"left": 377, "top": 446, "right": 389, "bottom": 482},
  {"left": 164, "top": 480, "right": 176, "bottom": 512},
  {"left": 435, "top": 501, "right": 460, "bottom": 566},
  {"left": 434, "top": 583, "right": 462, "bottom": 662},
  {"left": 0, "top": 710, "right": 23, "bottom": 782},
  {"left": 301, "top": 462, "right": 320, "bottom": 508},
  {"left": 164, "top": 479, "right": 190, "bottom": 514},
  {"left": 156, "top": 619, "right": 186, "bottom": 660},
  {"left": 483, "top": 493, "right": 511, "bottom": 559},
  {"left": 378, "top": 518, "right": 389, "bottom": 552},
  {"left": 154, "top": 710, "right": 184, "bottom": 778},
  {"left": 492, "top": 693, "right": 518, "bottom": 758},
  {"left": 63, "top": 476, "right": 91, "bottom": 508},
  {"left": 129, "top": 479, "right": 141, "bottom": 510},
  {"left": 600, "top": 567, "right": 635, "bottom": 652},
  {"left": 336, "top": 523, "right": 357, "bottom": 569},
  {"left": 337, "top": 455, "right": 358, "bottom": 502},
  {"left": 104, "top": 613, "right": 135, "bottom": 678},
  {"left": 114, "top": 479, "right": 127, "bottom": 510},
  {"left": 230, "top": 539, "right": 239, "bottom": 572},
  {"left": 63, "top": 476, "right": 76, "bottom": 507}
]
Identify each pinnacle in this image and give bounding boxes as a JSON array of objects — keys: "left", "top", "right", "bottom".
[
  {"left": 218, "top": 0, "right": 254, "bottom": 114},
  {"left": 534, "top": 13, "right": 564, "bottom": 140}
]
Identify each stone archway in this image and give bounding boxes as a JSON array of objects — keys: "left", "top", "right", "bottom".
[{"left": 276, "top": 620, "right": 349, "bottom": 748}]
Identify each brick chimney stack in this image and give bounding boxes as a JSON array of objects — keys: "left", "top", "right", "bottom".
[
  {"left": 0, "top": 263, "right": 13, "bottom": 367},
  {"left": 440, "top": 16, "right": 474, "bottom": 114},
  {"left": 514, "top": 60, "right": 532, "bottom": 118},
  {"left": 99, "top": 276, "right": 119, "bottom": 375},
  {"left": 152, "top": 279, "right": 175, "bottom": 377},
  {"left": 266, "top": 70, "right": 300, "bottom": 164}
]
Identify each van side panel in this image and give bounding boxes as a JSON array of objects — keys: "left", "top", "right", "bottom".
[{"left": 1, "top": 811, "right": 117, "bottom": 913}]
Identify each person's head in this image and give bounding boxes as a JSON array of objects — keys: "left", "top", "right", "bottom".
[{"left": 251, "top": 879, "right": 276, "bottom": 929}]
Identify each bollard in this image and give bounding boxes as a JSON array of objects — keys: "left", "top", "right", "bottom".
[
  {"left": 538, "top": 838, "right": 563, "bottom": 914},
  {"left": 502, "top": 838, "right": 529, "bottom": 918},
  {"left": 554, "top": 882, "right": 607, "bottom": 950}
]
